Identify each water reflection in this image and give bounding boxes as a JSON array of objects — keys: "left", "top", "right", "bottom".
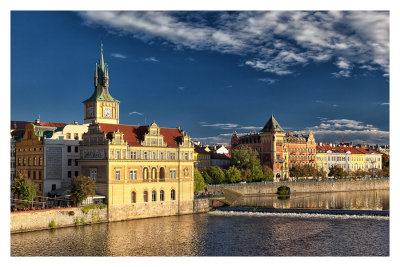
[
  {"left": 233, "top": 190, "right": 389, "bottom": 210},
  {"left": 11, "top": 212, "right": 389, "bottom": 256},
  {"left": 11, "top": 190, "right": 390, "bottom": 256}
]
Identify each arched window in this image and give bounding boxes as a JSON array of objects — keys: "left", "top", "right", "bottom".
[
  {"left": 151, "top": 167, "right": 157, "bottom": 180},
  {"left": 143, "top": 167, "right": 149, "bottom": 180},
  {"left": 131, "top": 192, "right": 136, "bottom": 203},
  {"left": 160, "top": 190, "right": 164, "bottom": 201},
  {"left": 143, "top": 191, "right": 148, "bottom": 202},
  {"left": 171, "top": 189, "right": 176, "bottom": 201},
  {"left": 152, "top": 190, "right": 156, "bottom": 201},
  {"left": 159, "top": 167, "right": 165, "bottom": 180}
]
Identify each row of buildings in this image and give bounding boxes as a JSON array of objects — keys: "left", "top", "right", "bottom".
[
  {"left": 11, "top": 44, "right": 196, "bottom": 220},
  {"left": 11, "top": 44, "right": 387, "bottom": 216},
  {"left": 231, "top": 115, "right": 384, "bottom": 179}
]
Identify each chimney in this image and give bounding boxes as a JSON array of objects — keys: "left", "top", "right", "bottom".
[{"left": 74, "top": 121, "right": 78, "bottom": 125}]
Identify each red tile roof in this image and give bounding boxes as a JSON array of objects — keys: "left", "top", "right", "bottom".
[
  {"left": 98, "top": 123, "right": 183, "bottom": 147},
  {"left": 38, "top": 122, "right": 71, "bottom": 128}
]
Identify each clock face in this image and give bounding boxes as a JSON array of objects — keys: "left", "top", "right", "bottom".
[
  {"left": 88, "top": 107, "right": 94, "bottom": 118},
  {"left": 104, "top": 108, "right": 112, "bottom": 118}
]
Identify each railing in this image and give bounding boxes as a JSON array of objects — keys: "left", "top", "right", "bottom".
[{"left": 194, "top": 192, "right": 224, "bottom": 199}]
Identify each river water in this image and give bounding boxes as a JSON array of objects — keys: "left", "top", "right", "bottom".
[{"left": 11, "top": 190, "right": 389, "bottom": 256}]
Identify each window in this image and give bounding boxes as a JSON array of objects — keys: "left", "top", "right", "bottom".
[
  {"left": 169, "top": 170, "right": 176, "bottom": 178},
  {"left": 68, "top": 171, "right": 71, "bottom": 178},
  {"left": 131, "top": 192, "right": 136, "bottom": 203},
  {"left": 75, "top": 171, "right": 78, "bottom": 177},
  {"left": 52, "top": 184, "right": 56, "bottom": 191},
  {"left": 90, "top": 169, "right": 97, "bottom": 180},
  {"left": 115, "top": 170, "right": 120, "bottom": 180},
  {"left": 143, "top": 168, "right": 149, "bottom": 180},
  {"left": 160, "top": 152, "right": 164, "bottom": 160},
  {"left": 152, "top": 190, "right": 156, "bottom": 201},
  {"left": 74, "top": 133, "right": 79, "bottom": 140},
  {"left": 129, "top": 170, "right": 137, "bottom": 180},
  {"left": 171, "top": 153, "right": 176, "bottom": 160},
  {"left": 75, "top": 159, "right": 78, "bottom": 166},
  {"left": 34, "top": 157, "right": 37, "bottom": 166},
  {"left": 33, "top": 171, "right": 36, "bottom": 180},
  {"left": 38, "top": 171, "right": 41, "bottom": 179},
  {"left": 66, "top": 133, "right": 71, "bottom": 139},
  {"left": 67, "top": 146, "right": 71, "bottom": 153},
  {"left": 143, "top": 191, "right": 148, "bottom": 202},
  {"left": 116, "top": 151, "right": 120, "bottom": 159},
  {"left": 68, "top": 159, "right": 72, "bottom": 166},
  {"left": 38, "top": 184, "right": 41, "bottom": 192},
  {"left": 171, "top": 189, "right": 176, "bottom": 200},
  {"left": 160, "top": 190, "right": 164, "bottom": 201},
  {"left": 152, "top": 152, "right": 156, "bottom": 160},
  {"left": 75, "top": 146, "right": 78, "bottom": 153},
  {"left": 144, "top": 152, "right": 148, "bottom": 160},
  {"left": 185, "top": 153, "right": 188, "bottom": 160}
]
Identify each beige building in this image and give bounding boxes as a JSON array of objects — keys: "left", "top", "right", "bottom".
[{"left": 78, "top": 44, "right": 195, "bottom": 221}]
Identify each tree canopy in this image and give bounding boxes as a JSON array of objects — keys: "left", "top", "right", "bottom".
[
  {"left": 70, "top": 175, "right": 96, "bottom": 206},
  {"left": 194, "top": 169, "right": 206, "bottom": 192},
  {"left": 11, "top": 171, "right": 38, "bottom": 207}
]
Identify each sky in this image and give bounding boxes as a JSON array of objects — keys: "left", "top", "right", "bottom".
[{"left": 10, "top": 11, "right": 390, "bottom": 145}]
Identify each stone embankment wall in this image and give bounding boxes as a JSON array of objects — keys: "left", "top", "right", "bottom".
[
  {"left": 208, "top": 179, "right": 389, "bottom": 196},
  {"left": 10, "top": 207, "right": 108, "bottom": 233},
  {"left": 108, "top": 199, "right": 210, "bottom": 222},
  {"left": 11, "top": 199, "right": 210, "bottom": 233}
]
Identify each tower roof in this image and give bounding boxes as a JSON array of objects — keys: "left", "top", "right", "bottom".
[
  {"left": 83, "top": 42, "right": 119, "bottom": 103},
  {"left": 261, "top": 115, "right": 284, "bottom": 133}
]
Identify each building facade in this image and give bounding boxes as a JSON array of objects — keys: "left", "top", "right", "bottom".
[
  {"left": 234, "top": 115, "right": 316, "bottom": 180},
  {"left": 78, "top": 44, "right": 195, "bottom": 221},
  {"left": 43, "top": 124, "right": 89, "bottom": 195},
  {"left": 15, "top": 122, "right": 68, "bottom": 197}
]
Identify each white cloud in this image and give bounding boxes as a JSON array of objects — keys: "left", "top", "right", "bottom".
[
  {"left": 129, "top": 111, "right": 144, "bottom": 116},
  {"left": 258, "top": 78, "right": 277, "bottom": 84},
  {"left": 307, "top": 118, "right": 388, "bottom": 144},
  {"left": 177, "top": 86, "right": 185, "bottom": 91},
  {"left": 110, "top": 53, "right": 127, "bottom": 59},
  {"left": 200, "top": 122, "right": 239, "bottom": 129},
  {"left": 78, "top": 11, "right": 389, "bottom": 77},
  {"left": 379, "top": 102, "right": 389, "bottom": 106},
  {"left": 144, "top": 56, "right": 159, "bottom": 62}
]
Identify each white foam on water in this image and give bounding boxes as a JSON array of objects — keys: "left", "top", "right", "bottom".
[{"left": 209, "top": 210, "right": 389, "bottom": 220}]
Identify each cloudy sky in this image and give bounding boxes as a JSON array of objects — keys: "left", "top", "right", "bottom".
[{"left": 11, "top": 11, "right": 389, "bottom": 145}]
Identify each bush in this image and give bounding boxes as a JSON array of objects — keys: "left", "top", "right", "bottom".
[
  {"left": 194, "top": 169, "right": 206, "bottom": 192},
  {"left": 49, "top": 220, "right": 56, "bottom": 228},
  {"left": 277, "top": 186, "right": 290, "bottom": 195}
]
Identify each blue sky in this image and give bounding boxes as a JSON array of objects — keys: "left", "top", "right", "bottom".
[{"left": 11, "top": 11, "right": 389, "bottom": 145}]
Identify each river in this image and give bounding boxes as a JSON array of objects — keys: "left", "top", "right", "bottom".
[{"left": 11, "top": 190, "right": 389, "bottom": 256}]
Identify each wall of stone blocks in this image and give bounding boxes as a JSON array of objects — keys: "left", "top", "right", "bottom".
[{"left": 10, "top": 207, "right": 108, "bottom": 233}]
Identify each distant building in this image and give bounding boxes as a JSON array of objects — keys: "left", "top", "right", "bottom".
[
  {"left": 210, "top": 152, "right": 230, "bottom": 167},
  {"left": 233, "top": 115, "right": 316, "bottom": 180},
  {"left": 194, "top": 144, "right": 211, "bottom": 169}
]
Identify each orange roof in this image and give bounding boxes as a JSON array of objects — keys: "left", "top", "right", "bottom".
[{"left": 98, "top": 123, "right": 183, "bottom": 147}]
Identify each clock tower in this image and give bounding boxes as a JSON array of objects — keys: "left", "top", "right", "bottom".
[{"left": 83, "top": 43, "right": 120, "bottom": 124}]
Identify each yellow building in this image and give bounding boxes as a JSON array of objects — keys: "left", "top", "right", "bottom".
[
  {"left": 194, "top": 144, "right": 211, "bottom": 169},
  {"left": 316, "top": 150, "right": 328, "bottom": 174},
  {"left": 79, "top": 44, "right": 195, "bottom": 221}
]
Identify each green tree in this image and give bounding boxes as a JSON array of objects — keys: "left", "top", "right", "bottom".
[
  {"left": 194, "top": 169, "right": 206, "bottom": 192},
  {"left": 201, "top": 168, "right": 213, "bottom": 184},
  {"left": 70, "top": 176, "right": 96, "bottom": 206},
  {"left": 262, "top": 166, "right": 274, "bottom": 181},
  {"left": 328, "top": 165, "right": 345, "bottom": 179},
  {"left": 208, "top": 166, "right": 226, "bottom": 184},
  {"left": 250, "top": 164, "right": 265, "bottom": 181},
  {"left": 225, "top": 166, "right": 242, "bottom": 183},
  {"left": 231, "top": 145, "right": 261, "bottom": 170},
  {"left": 11, "top": 171, "right": 38, "bottom": 207},
  {"left": 316, "top": 168, "right": 327, "bottom": 180}
]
